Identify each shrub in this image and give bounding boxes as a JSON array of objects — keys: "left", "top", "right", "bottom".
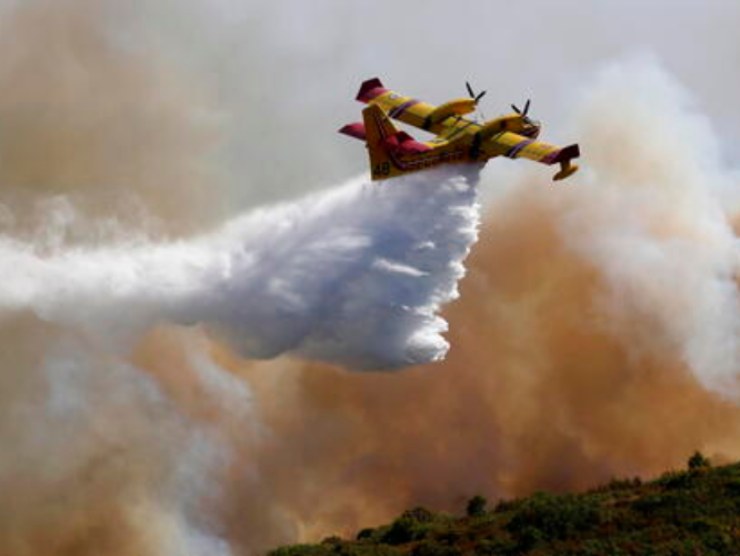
[
  {"left": 606, "top": 477, "right": 642, "bottom": 491},
  {"left": 466, "top": 495, "right": 487, "bottom": 517},
  {"left": 379, "top": 506, "right": 446, "bottom": 545},
  {"left": 381, "top": 514, "right": 436, "bottom": 545},
  {"left": 402, "top": 507, "right": 435, "bottom": 523},
  {"left": 632, "top": 493, "right": 669, "bottom": 514},
  {"left": 515, "top": 526, "right": 544, "bottom": 551},
  {"left": 658, "top": 470, "right": 691, "bottom": 489},
  {"left": 725, "top": 478, "right": 740, "bottom": 496},
  {"left": 268, "top": 544, "right": 332, "bottom": 556},
  {"left": 356, "top": 528, "right": 375, "bottom": 541},
  {"left": 506, "top": 492, "right": 601, "bottom": 542},
  {"left": 411, "top": 541, "right": 462, "bottom": 556},
  {"left": 688, "top": 451, "right": 711, "bottom": 471},
  {"left": 493, "top": 498, "right": 519, "bottom": 513},
  {"left": 474, "top": 537, "right": 518, "bottom": 555},
  {"left": 380, "top": 518, "right": 416, "bottom": 545},
  {"left": 437, "top": 530, "right": 461, "bottom": 544}
]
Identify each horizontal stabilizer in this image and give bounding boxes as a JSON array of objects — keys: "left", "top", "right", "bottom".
[{"left": 339, "top": 122, "right": 366, "bottom": 141}]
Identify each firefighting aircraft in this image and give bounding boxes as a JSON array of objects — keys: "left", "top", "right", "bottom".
[{"left": 340, "top": 78, "right": 580, "bottom": 182}]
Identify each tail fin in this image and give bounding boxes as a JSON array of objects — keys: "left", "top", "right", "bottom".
[
  {"left": 362, "top": 104, "right": 402, "bottom": 180},
  {"left": 356, "top": 77, "right": 387, "bottom": 103}
]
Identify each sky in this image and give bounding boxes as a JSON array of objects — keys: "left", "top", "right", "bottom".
[
  {"left": 168, "top": 0, "right": 740, "bottom": 204},
  {"left": 46, "top": 0, "right": 737, "bottom": 208}
]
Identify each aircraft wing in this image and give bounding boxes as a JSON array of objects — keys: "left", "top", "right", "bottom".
[
  {"left": 356, "top": 78, "right": 474, "bottom": 135},
  {"left": 487, "top": 131, "right": 580, "bottom": 180}
]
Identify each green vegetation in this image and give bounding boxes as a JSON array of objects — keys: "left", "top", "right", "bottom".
[
  {"left": 269, "top": 453, "right": 740, "bottom": 556},
  {"left": 465, "top": 496, "right": 487, "bottom": 518}
]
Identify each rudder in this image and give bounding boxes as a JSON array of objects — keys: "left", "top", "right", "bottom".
[{"left": 362, "top": 104, "right": 403, "bottom": 180}]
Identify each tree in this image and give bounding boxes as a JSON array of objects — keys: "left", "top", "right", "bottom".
[
  {"left": 466, "top": 495, "right": 487, "bottom": 517},
  {"left": 688, "top": 451, "right": 711, "bottom": 471}
]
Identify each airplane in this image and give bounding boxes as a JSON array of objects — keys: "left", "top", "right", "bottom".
[{"left": 339, "top": 77, "right": 580, "bottom": 182}]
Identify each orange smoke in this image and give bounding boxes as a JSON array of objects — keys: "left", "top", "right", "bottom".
[
  {"left": 0, "top": 1, "right": 230, "bottom": 555},
  {"left": 0, "top": 2, "right": 738, "bottom": 554},
  {"left": 210, "top": 182, "right": 740, "bottom": 549},
  {"left": 0, "top": 0, "right": 222, "bottom": 238}
]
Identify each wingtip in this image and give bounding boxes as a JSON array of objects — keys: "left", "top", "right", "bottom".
[
  {"left": 553, "top": 163, "right": 579, "bottom": 181},
  {"left": 556, "top": 143, "right": 580, "bottom": 163}
]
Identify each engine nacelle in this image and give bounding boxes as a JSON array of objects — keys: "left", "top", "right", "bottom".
[
  {"left": 424, "top": 98, "right": 476, "bottom": 129},
  {"left": 478, "top": 115, "right": 523, "bottom": 139}
]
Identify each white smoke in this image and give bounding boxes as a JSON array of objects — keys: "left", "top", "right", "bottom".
[
  {"left": 517, "top": 56, "right": 740, "bottom": 396},
  {"left": 0, "top": 168, "right": 480, "bottom": 369},
  {"left": 0, "top": 325, "right": 246, "bottom": 556}
]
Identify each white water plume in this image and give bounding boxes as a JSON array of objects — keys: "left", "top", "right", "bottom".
[{"left": 0, "top": 168, "right": 480, "bottom": 369}]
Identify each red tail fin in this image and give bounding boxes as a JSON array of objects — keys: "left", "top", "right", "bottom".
[{"left": 356, "top": 78, "right": 387, "bottom": 103}]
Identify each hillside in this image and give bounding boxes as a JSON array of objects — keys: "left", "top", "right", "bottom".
[{"left": 269, "top": 453, "right": 740, "bottom": 555}]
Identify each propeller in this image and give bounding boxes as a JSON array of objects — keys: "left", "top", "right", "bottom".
[
  {"left": 465, "top": 81, "right": 487, "bottom": 121},
  {"left": 511, "top": 99, "right": 531, "bottom": 116},
  {"left": 465, "top": 81, "right": 487, "bottom": 104}
]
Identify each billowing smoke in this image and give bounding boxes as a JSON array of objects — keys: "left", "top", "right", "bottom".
[
  {"left": 0, "top": 1, "right": 250, "bottom": 554},
  {"left": 555, "top": 57, "right": 740, "bottom": 396},
  {"left": 0, "top": 2, "right": 482, "bottom": 553},
  {"left": 210, "top": 58, "right": 740, "bottom": 549},
  {"left": 1, "top": 1, "right": 739, "bottom": 555},
  {"left": 0, "top": 0, "right": 224, "bottom": 236}
]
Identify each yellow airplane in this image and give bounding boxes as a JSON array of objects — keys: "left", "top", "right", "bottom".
[{"left": 340, "top": 78, "right": 580, "bottom": 182}]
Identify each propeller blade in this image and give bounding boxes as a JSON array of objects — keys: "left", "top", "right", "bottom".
[
  {"left": 511, "top": 104, "right": 521, "bottom": 114},
  {"left": 465, "top": 81, "right": 475, "bottom": 98},
  {"left": 475, "top": 90, "right": 487, "bottom": 103},
  {"left": 523, "top": 99, "right": 531, "bottom": 116}
]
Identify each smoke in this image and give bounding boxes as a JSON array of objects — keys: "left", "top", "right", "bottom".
[
  {"left": 0, "top": 1, "right": 739, "bottom": 555},
  {"left": 211, "top": 57, "right": 740, "bottom": 550},
  {"left": 559, "top": 58, "right": 740, "bottom": 395},
  {"left": 0, "top": 1, "right": 265, "bottom": 553},
  {"left": 0, "top": 3, "right": 481, "bottom": 551},
  {"left": 0, "top": 0, "right": 224, "bottom": 235}
]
